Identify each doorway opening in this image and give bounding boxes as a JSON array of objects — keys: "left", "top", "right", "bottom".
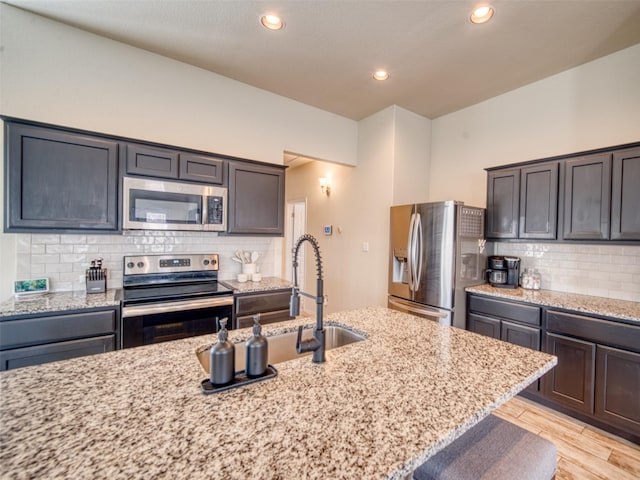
[{"left": 284, "top": 199, "right": 307, "bottom": 306}]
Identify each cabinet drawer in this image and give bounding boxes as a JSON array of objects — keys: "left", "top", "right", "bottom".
[
  {"left": 237, "top": 310, "right": 292, "bottom": 329},
  {"left": 468, "top": 295, "right": 541, "bottom": 326},
  {"left": 236, "top": 291, "right": 292, "bottom": 316},
  {"left": 546, "top": 310, "right": 640, "bottom": 352},
  {"left": 0, "top": 335, "right": 115, "bottom": 371},
  {"left": 0, "top": 310, "right": 116, "bottom": 350}
]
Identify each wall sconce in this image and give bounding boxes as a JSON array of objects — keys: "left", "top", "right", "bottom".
[{"left": 319, "top": 177, "right": 331, "bottom": 197}]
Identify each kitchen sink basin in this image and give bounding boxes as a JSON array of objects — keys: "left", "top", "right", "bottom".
[{"left": 196, "top": 325, "right": 365, "bottom": 374}]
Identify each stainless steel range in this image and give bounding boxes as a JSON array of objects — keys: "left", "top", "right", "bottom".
[{"left": 120, "top": 253, "right": 234, "bottom": 349}]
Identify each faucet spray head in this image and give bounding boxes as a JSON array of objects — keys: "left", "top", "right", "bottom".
[{"left": 289, "top": 287, "right": 300, "bottom": 317}]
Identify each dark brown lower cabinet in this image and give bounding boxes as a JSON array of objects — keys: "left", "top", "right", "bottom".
[
  {"left": 467, "top": 295, "right": 542, "bottom": 393},
  {"left": 501, "top": 320, "right": 540, "bottom": 351},
  {"left": 0, "top": 307, "right": 118, "bottom": 371},
  {"left": 467, "top": 313, "right": 500, "bottom": 339},
  {"left": 543, "top": 332, "right": 596, "bottom": 414},
  {"left": 595, "top": 346, "right": 640, "bottom": 434},
  {"left": 235, "top": 290, "right": 293, "bottom": 329}
]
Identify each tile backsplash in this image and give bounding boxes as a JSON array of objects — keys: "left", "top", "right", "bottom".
[
  {"left": 15, "top": 232, "right": 283, "bottom": 292},
  {"left": 494, "top": 242, "right": 640, "bottom": 302}
]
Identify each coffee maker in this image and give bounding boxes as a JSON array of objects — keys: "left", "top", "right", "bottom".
[{"left": 486, "top": 256, "right": 520, "bottom": 288}]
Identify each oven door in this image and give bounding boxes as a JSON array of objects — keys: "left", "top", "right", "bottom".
[{"left": 121, "top": 296, "right": 234, "bottom": 348}]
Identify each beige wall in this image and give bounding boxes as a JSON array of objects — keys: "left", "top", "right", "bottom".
[
  {"left": 285, "top": 106, "right": 433, "bottom": 313},
  {"left": 0, "top": 5, "right": 358, "bottom": 166},
  {"left": 0, "top": 4, "right": 358, "bottom": 300},
  {"left": 428, "top": 43, "right": 640, "bottom": 302},
  {"left": 2, "top": 3, "right": 639, "bottom": 305},
  {"left": 429, "top": 43, "right": 640, "bottom": 208},
  {"left": 392, "top": 107, "right": 432, "bottom": 205},
  {"left": 285, "top": 107, "right": 395, "bottom": 313}
]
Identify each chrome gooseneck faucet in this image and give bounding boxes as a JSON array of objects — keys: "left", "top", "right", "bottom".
[{"left": 290, "top": 234, "right": 325, "bottom": 363}]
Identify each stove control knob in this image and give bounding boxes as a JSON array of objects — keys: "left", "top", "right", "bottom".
[
  {"left": 211, "top": 258, "right": 217, "bottom": 266},
  {"left": 203, "top": 259, "right": 210, "bottom": 266},
  {"left": 137, "top": 261, "right": 145, "bottom": 269},
  {"left": 126, "top": 262, "right": 135, "bottom": 269}
]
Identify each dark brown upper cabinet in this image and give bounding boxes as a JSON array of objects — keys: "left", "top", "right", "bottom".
[
  {"left": 126, "top": 144, "right": 178, "bottom": 179},
  {"left": 519, "top": 162, "right": 559, "bottom": 240},
  {"left": 486, "top": 141, "right": 640, "bottom": 244},
  {"left": 179, "top": 153, "right": 224, "bottom": 184},
  {"left": 486, "top": 162, "right": 558, "bottom": 240},
  {"left": 486, "top": 168, "right": 520, "bottom": 238},
  {"left": 5, "top": 121, "right": 119, "bottom": 232},
  {"left": 227, "top": 161, "right": 285, "bottom": 236},
  {"left": 611, "top": 147, "right": 640, "bottom": 240},
  {"left": 126, "top": 144, "right": 224, "bottom": 185},
  {"left": 563, "top": 153, "right": 611, "bottom": 240}
]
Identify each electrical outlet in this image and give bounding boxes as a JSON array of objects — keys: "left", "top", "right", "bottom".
[{"left": 362, "top": 242, "right": 369, "bottom": 252}]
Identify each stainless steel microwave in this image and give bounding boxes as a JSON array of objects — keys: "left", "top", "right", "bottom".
[{"left": 122, "top": 177, "right": 227, "bottom": 231}]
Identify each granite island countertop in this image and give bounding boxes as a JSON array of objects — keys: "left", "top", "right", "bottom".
[
  {"left": 0, "top": 307, "right": 556, "bottom": 480},
  {"left": 466, "top": 284, "right": 640, "bottom": 324},
  {"left": 0, "top": 289, "right": 120, "bottom": 318}
]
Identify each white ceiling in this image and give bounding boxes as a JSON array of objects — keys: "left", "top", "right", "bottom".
[{"left": 6, "top": 0, "right": 640, "bottom": 120}]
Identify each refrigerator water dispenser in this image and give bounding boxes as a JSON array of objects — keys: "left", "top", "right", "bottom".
[{"left": 392, "top": 248, "right": 409, "bottom": 284}]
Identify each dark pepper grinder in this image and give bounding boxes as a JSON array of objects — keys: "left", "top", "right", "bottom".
[
  {"left": 210, "top": 317, "right": 235, "bottom": 386},
  {"left": 245, "top": 314, "right": 268, "bottom": 378}
]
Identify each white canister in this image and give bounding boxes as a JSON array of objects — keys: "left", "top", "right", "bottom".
[{"left": 242, "top": 263, "right": 257, "bottom": 275}]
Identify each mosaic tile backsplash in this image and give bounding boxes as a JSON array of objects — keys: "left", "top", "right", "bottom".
[
  {"left": 14, "top": 231, "right": 283, "bottom": 292},
  {"left": 494, "top": 242, "right": 640, "bottom": 302}
]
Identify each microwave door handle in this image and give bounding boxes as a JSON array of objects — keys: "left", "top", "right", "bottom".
[
  {"left": 407, "top": 213, "right": 416, "bottom": 292},
  {"left": 201, "top": 196, "right": 208, "bottom": 225},
  {"left": 414, "top": 213, "right": 423, "bottom": 292}
]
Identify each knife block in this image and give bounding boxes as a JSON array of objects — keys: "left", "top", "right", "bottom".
[{"left": 86, "top": 268, "right": 107, "bottom": 294}]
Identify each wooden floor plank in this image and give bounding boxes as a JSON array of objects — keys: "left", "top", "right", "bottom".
[
  {"left": 494, "top": 397, "right": 526, "bottom": 418},
  {"left": 556, "top": 456, "right": 607, "bottom": 480},
  {"left": 581, "top": 426, "right": 640, "bottom": 456},
  {"left": 500, "top": 396, "right": 639, "bottom": 480},
  {"left": 492, "top": 408, "right": 544, "bottom": 435},
  {"left": 608, "top": 449, "right": 640, "bottom": 477},
  {"left": 539, "top": 431, "right": 639, "bottom": 480}
]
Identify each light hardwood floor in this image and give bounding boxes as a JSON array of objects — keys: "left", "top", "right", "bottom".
[{"left": 494, "top": 396, "right": 640, "bottom": 480}]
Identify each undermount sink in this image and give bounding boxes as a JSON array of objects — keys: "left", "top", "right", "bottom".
[{"left": 196, "top": 325, "right": 365, "bottom": 374}]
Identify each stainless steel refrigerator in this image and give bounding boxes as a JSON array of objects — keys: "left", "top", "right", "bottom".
[{"left": 388, "top": 200, "right": 488, "bottom": 329}]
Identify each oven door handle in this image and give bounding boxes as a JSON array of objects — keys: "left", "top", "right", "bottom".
[{"left": 122, "top": 296, "right": 234, "bottom": 318}]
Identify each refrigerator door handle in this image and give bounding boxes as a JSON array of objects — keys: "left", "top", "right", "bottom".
[
  {"left": 387, "top": 297, "right": 449, "bottom": 319},
  {"left": 407, "top": 212, "right": 416, "bottom": 292},
  {"left": 414, "top": 213, "right": 423, "bottom": 291}
]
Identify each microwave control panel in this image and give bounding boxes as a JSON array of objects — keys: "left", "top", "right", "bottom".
[{"left": 207, "top": 196, "right": 224, "bottom": 225}]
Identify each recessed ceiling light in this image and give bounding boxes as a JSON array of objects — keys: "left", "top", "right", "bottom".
[
  {"left": 261, "top": 14, "right": 284, "bottom": 30},
  {"left": 470, "top": 4, "right": 495, "bottom": 24},
  {"left": 373, "top": 70, "right": 390, "bottom": 81}
]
